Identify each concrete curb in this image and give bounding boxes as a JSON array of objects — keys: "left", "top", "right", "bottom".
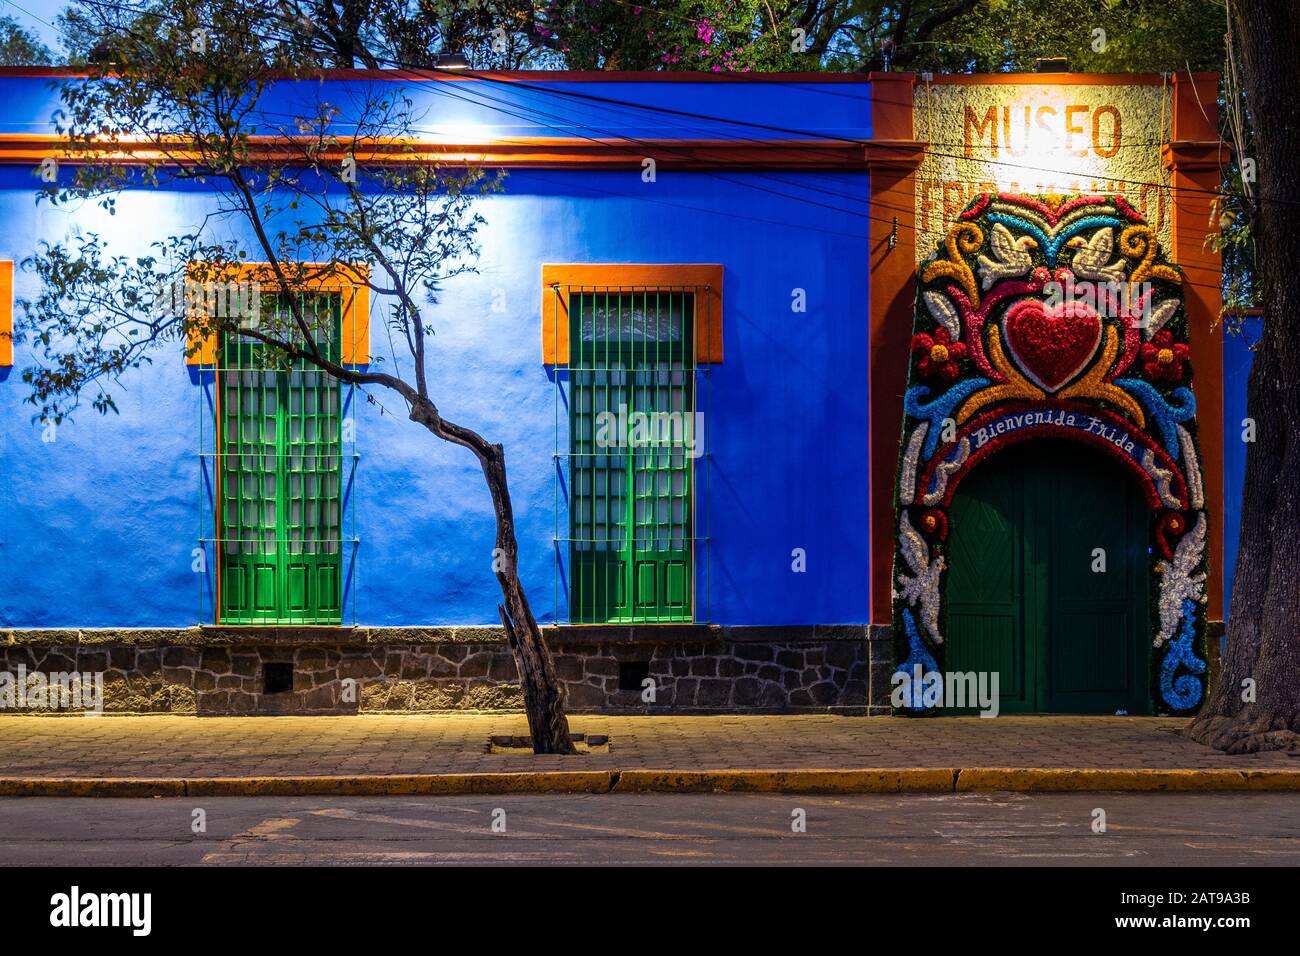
[
  {"left": 0, "top": 773, "right": 615, "bottom": 798},
  {"left": 613, "top": 769, "right": 958, "bottom": 793},
  {"left": 952, "top": 768, "right": 1300, "bottom": 792},
  {"left": 3, "top": 767, "right": 1300, "bottom": 797}
]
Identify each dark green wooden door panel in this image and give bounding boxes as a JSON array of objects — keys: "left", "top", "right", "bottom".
[
  {"left": 1037, "top": 442, "right": 1150, "bottom": 714},
  {"left": 635, "top": 560, "right": 658, "bottom": 609},
  {"left": 663, "top": 558, "right": 689, "bottom": 609},
  {"left": 1048, "top": 609, "right": 1130, "bottom": 693},
  {"left": 945, "top": 439, "right": 1150, "bottom": 715},
  {"left": 946, "top": 448, "right": 1034, "bottom": 713}
]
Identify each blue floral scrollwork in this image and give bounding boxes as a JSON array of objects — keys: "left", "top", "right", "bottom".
[
  {"left": 1159, "top": 599, "right": 1207, "bottom": 711},
  {"left": 1115, "top": 379, "right": 1196, "bottom": 459},
  {"left": 905, "top": 378, "right": 990, "bottom": 460},
  {"left": 893, "top": 608, "right": 940, "bottom": 711}
]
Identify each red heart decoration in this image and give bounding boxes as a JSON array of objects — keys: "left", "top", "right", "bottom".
[{"left": 1003, "top": 298, "right": 1102, "bottom": 392}]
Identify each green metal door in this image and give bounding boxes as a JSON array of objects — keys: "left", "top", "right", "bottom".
[
  {"left": 1036, "top": 441, "right": 1150, "bottom": 714},
  {"left": 569, "top": 291, "right": 693, "bottom": 623},
  {"left": 945, "top": 447, "right": 1036, "bottom": 712},
  {"left": 945, "top": 440, "right": 1150, "bottom": 714},
  {"left": 219, "top": 294, "right": 343, "bottom": 624}
]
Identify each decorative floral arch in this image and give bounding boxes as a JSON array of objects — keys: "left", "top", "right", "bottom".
[{"left": 893, "top": 193, "right": 1209, "bottom": 715}]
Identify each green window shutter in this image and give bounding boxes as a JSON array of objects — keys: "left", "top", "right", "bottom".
[
  {"left": 567, "top": 290, "right": 695, "bottom": 623},
  {"left": 219, "top": 293, "right": 343, "bottom": 625}
]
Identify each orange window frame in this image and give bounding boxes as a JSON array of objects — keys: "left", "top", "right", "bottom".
[
  {"left": 540, "top": 264, "right": 723, "bottom": 366},
  {"left": 185, "top": 262, "right": 371, "bottom": 366},
  {"left": 0, "top": 260, "right": 12, "bottom": 367}
]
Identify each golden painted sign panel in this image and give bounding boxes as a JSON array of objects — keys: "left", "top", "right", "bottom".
[{"left": 913, "top": 81, "right": 1173, "bottom": 261}]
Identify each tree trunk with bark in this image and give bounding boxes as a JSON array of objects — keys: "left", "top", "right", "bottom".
[
  {"left": 1186, "top": 0, "right": 1300, "bottom": 753},
  {"left": 482, "top": 444, "right": 577, "bottom": 755},
  {"left": 410, "top": 398, "right": 576, "bottom": 755}
]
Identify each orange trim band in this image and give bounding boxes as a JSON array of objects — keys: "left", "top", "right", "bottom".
[
  {"left": 0, "top": 133, "right": 882, "bottom": 170},
  {"left": 920, "top": 72, "right": 1214, "bottom": 86},
  {"left": 184, "top": 262, "right": 370, "bottom": 366},
  {"left": 541, "top": 264, "right": 723, "bottom": 366}
]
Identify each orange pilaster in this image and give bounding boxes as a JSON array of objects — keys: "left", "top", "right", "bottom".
[
  {"left": 868, "top": 73, "right": 924, "bottom": 624},
  {"left": 1164, "top": 72, "right": 1227, "bottom": 621}
]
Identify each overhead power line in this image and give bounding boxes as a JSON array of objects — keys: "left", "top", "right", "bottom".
[
  {"left": 69, "top": 0, "right": 1257, "bottom": 210},
  {"left": 51, "top": 0, "right": 1240, "bottom": 296}
]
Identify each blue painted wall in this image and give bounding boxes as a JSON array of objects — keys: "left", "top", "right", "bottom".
[
  {"left": 1222, "top": 316, "right": 1261, "bottom": 613},
  {"left": 0, "top": 75, "right": 873, "bottom": 628}
]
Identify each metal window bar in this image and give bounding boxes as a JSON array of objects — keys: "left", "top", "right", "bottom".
[
  {"left": 552, "top": 283, "right": 711, "bottom": 624},
  {"left": 198, "top": 291, "right": 354, "bottom": 626}
]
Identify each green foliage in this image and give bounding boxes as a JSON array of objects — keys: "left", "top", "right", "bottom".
[
  {"left": 0, "top": 12, "right": 55, "bottom": 65},
  {"left": 1212, "top": 159, "right": 1257, "bottom": 333},
  {"left": 507, "top": 0, "right": 1228, "bottom": 74},
  {"left": 524, "top": 1, "right": 808, "bottom": 72},
  {"left": 919, "top": 0, "right": 1224, "bottom": 74},
  {"left": 22, "top": 0, "right": 501, "bottom": 423},
  {"left": 59, "top": 0, "right": 1228, "bottom": 73},
  {"left": 20, "top": 234, "right": 174, "bottom": 421}
]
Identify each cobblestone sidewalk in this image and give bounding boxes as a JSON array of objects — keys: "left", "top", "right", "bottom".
[{"left": 2, "top": 714, "right": 1296, "bottom": 778}]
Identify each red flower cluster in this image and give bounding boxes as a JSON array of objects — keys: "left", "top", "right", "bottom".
[
  {"left": 1156, "top": 510, "right": 1188, "bottom": 559},
  {"left": 918, "top": 508, "right": 948, "bottom": 542},
  {"left": 911, "top": 327, "right": 967, "bottom": 381},
  {"left": 1140, "top": 330, "right": 1190, "bottom": 383}
]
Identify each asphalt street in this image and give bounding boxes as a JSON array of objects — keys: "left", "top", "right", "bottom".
[{"left": 0, "top": 791, "right": 1296, "bottom": 865}]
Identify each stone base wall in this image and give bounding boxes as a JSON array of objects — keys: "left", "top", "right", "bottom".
[{"left": 0, "top": 625, "right": 895, "bottom": 716}]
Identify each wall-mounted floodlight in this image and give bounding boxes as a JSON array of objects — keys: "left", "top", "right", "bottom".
[
  {"left": 436, "top": 53, "right": 471, "bottom": 70},
  {"left": 1034, "top": 57, "right": 1070, "bottom": 73}
]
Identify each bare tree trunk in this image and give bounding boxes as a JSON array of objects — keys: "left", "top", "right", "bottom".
[
  {"left": 481, "top": 445, "right": 577, "bottom": 755},
  {"left": 410, "top": 399, "right": 576, "bottom": 755},
  {"left": 1186, "top": 0, "right": 1300, "bottom": 753}
]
